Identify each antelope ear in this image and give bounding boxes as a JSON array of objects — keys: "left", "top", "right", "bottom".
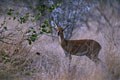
[
  {"left": 54, "top": 27, "right": 57, "bottom": 31},
  {"left": 54, "top": 23, "right": 58, "bottom": 28},
  {"left": 54, "top": 25, "right": 57, "bottom": 29},
  {"left": 54, "top": 24, "right": 59, "bottom": 31}
]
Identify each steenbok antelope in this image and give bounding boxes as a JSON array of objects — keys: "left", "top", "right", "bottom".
[{"left": 56, "top": 26, "right": 101, "bottom": 64}]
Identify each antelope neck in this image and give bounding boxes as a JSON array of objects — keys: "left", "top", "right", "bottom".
[{"left": 59, "top": 32, "right": 65, "bottom": 43}]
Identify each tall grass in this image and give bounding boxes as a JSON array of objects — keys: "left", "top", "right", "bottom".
[{"left": 0, "top": 37, "right": 34, "bottom": 80}]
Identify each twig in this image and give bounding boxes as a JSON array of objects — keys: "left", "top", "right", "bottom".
[{"left": 0, "top": 39, "right": 16, "bottom": 45}]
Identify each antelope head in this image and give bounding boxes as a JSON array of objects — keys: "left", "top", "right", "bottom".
[
  {"left": 57, "top": 27, "right": 64, "bottom": 36},
  {"left": 55, "top": 26, "right": 64, "bottom": 43}
]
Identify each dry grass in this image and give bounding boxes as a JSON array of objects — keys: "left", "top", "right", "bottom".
[
  {"left": 105, "top": 45, "right": 120, "bottom": 80},
  {"left": 0, "top": 39, "right": 35, "bottom": 80},
  {"left": 0, "top": 29, "right": 120, "bottom": 80}
]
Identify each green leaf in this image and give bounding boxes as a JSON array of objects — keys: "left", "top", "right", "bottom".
[
  {"left": 36, "top": 5, "right": 47, "bottom": 12},
  {"left": 41, "top": 25, "right": 46, "bottom": 28},
  {"left": 9, "top": 9, "right": 14, "bottom": 12},
  {"left": 34, "top": 13, "right": 41, "bottom": 20},
  {"left": 39, "top": 31, "right": 43, "bottom": 34},
  {"left": 7, "top": 12, "right": 12, "bottom": 15},
  {"left": 42, "top": 28, "right": 47, "bottom": 32},
  {"left": 27, "top": 39, "right": 32, "bottom": 45},
  {"left": 13, "top": 16, "right": 16, "bottom": 20},
  {"left": 33, "top": 30, "right": 36, "bottom": 33},
  {"left": 48, "top": 3, "right": 61, "bottom": 12},
  {"left": 30, "top": 34, "right": 38, "bottom": 42},
  {"left": 19, "top": 17, "right": 26, "bottom": 24},
  {"left": 7, "top": 9, "right": 14, "bottom": 16}
]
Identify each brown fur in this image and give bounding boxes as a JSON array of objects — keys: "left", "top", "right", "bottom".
[{"left": 57, "top": 27, "right": 101, "bottom": 64}]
